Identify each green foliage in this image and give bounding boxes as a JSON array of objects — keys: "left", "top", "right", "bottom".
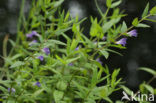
[
  {"left": 10, "top": 61, "right": 25, "bottom": 68},
  {"left": 139, "top": 67, "right": 156, "bottom": 76},
  {"left": 150, "top": 6, "right": 156, "bottom": 15},
  {"left": 121, "top": 21, "right": 127, "bottom": 33},
  {"left": 142, "top": 3, "right": 149, "bottom": 18},
  {"left": 106, "top": 0, "right": 112, "bottom": 8},
  {"left": 132, "top": 18, "right": 139, "bottom": 26},
  {"left": 136, "top": 23, "right": 150, "bottom": 28},
  {"left": 0, "top": 0, "right": 155, "bottom": 103},
  {"left": 90, "top": 18, "right": 103, "bottom": 38},
  {"left": 100, "top": 50, "right": 109, "bottom": 59},
  {"left": 111, "top": 0, "right": 122, "bottom": 8}
]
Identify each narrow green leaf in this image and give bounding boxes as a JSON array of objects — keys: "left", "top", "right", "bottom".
[
  {"left": 98, "top": 75, "right": 110, "bottom": 83},
  {"left": 136, "top": 23, "right": 150, "bottom": 28},
  {"left": 110, "top": 44, "right": 126, "bottom": 49},
  {"left": 121, "top": 21, "right": 127, "bottom": 33},
  {"left": 144, "top": 84, "right": 154, "bottom": 94},
  {"left": 47, "top": 40, "right": 66, "bottom": 46},
  {"left": 100, "top": 50, "right": 109, "bottom": 59},
  {"left": 91, "top": 67, "right": 98, "bottom": 87},
  {"left": 44, "top": 66, "right": 61, "bottom": 75},
  {"left": 106, "top": 0, "right": 112, "bottom": 8},
  {"left": 0, "top": 86, "right": 8, "bottom": 93},
  {"left": 104, "top": 97, "right": 113, "bottom": 103},
  {"left": 145, "top": 18, "right": 156, "bottom": 23},
  {"left": 139, "top": 67, "right": 156, "bottom": 76},
  {"left": 10, "top": 61, "right": 25, "bottom": 68},
  {"left": 11, "top": 54, "right": 23, "bottom": 60},
  {"left": 70, "top": 39, "right": 78, "bottom": 50},
  {"left": 67, "top": 56, "right": 80, "bottom": 64},
  {"left": 55, "top": 27, "right": 72, "bottom": 36},
  {"left": 150, "top": 6, "right": 156, "bottom": 15},
  {"left": 132, "top": 18, "right": 139, "bottom": 26},
  {"left": 9, "top": 39, "right": 16, "bottom": 47},
  {"left": 64, "top": 11, "right": 70, "bottom": 22},
  {"left": 56, "top": 55, "right": 66, "bottom": 65},
  {"left": 53, "top": 0, "right": 64, "bottom": 8},
  {"left": 142, "top": 3, "right": 149, "bottom": 18},
  {"left": 103, "top": 18, "right": 120, "bottom": 33},
  {"left": 32, "top": 89, "right": 44, "bottom": 97},
  {"left": 53, "top": 90, "right": 64, "bottom": 102},
  {"left": 116, "top": 101, "right": 124, "bottom": 103},
  {"left": 72, "top": 81, "right": 88, "bottom": 97},
  {"left": 32, "top": 22, "right": 40, "bottom": 28},
  {"left": 106, "top": 48, "right": 123, "bottom": 56},
  {"left": 111, "top": 0, "right": 122, "bottom": 8},
  {"left": 111, "top": 69, "right": 120, "bottom": 88}
]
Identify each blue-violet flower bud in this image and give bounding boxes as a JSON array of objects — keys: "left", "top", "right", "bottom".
[
  {"left": 43, "top": 48, "right": 50, "bottom": 55},
  {"left": 37, "top": 56, "right": 44, "bottom": 61},
  {"left": 34, "top": 82, "right": 41, "bottom": 87},
  {"left": 116, "top": 38, "right": 127, "bottom": 46},
  {"left": 26, "top": 31, "right": 39, "bottom": 38},
  {"left": 8, "top": 88, "right": 16, "bottom": 93},
  {"left": 127, "top": 29, "right": 137, "bottom": 37},
  {"left": 96, "top": 58, "right": 103, "bottom": 65}
]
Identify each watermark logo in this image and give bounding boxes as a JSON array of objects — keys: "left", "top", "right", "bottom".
[
  {"left": 121, "top": 91, "right": 155, "bottom": 102},
  {"left": 121, "top": 91, "right": 130, "bottom": 101}
]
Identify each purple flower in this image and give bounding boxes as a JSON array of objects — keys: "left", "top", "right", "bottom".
[
  {"left": 26, "top": 31, "right": 39, "bottom": 38},
  {"left": 37, "top": 56, "right": 44, "bottom": 61},
  {"left": 34, "top": 82, "right": 41, "bottom": 87},
  {"left": 75, "top": 47, "right": 79, "bottom": 51},
  {"left": 94, "top": 41, "right": 97, "bottom": 45},
  {"left": 31, "top": 31, "right": 38, "bottom": 36},
  {"left": 32, "top": 40, "right": 38, "bottom": 43},
  {"left": 26, "top": 33, "right": 33, "bottom": 38},
  {"left": 43, "top": 48, "right": 50, "bottom": 55},
  {"left": 96, "top": 58, "right": 103, "bottom": 65},
  {"left": 8, "top": 88, "right": 16, "bottom": 93},
  {"left": 116, "top": 38, "right": 127, "bottom": 46},
  {"left": 29, "top": 40, "right": 38, "bottom": 46},
  {"left": 102, "top": 36, "right": 106, "bottom": 41},
  {"left": 127, "top": 29, "right": 137, "bottom": 37},
  {"left": 68, "top": 63, "right": 73, "bottom": 66}
]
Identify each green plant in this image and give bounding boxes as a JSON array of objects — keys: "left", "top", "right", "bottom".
[{"left": 0, "top": 0, "right": 156, "bottom": 103}]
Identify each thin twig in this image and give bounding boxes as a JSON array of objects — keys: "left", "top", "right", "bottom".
[{"left": 3, "top": 35, "right": 9, "bottom": 58}]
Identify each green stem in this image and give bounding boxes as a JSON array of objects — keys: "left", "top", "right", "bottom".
[
  {"left": 94, "top": 0, "right": 104, "bottom": 18},
  {"left": 15, "top": 89, "right": 25, "bottom": 103},
  {"left": 91, "top": 14, "right": 152, "bottom": 59},
  {"left": 16, "top": 0, "right": 25, "bottom": 44},
  {"left": 94, "top": 0, "right": 110, "bottom": 24},
  {"left": 115, "top": 14, "right": 151, "bottom": 40},
  {"left": 6, "top": 83, "right": 14, "bottom": 103},
  {"left": 3, "top": 35, "right": 9, "bottom": 58}
]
